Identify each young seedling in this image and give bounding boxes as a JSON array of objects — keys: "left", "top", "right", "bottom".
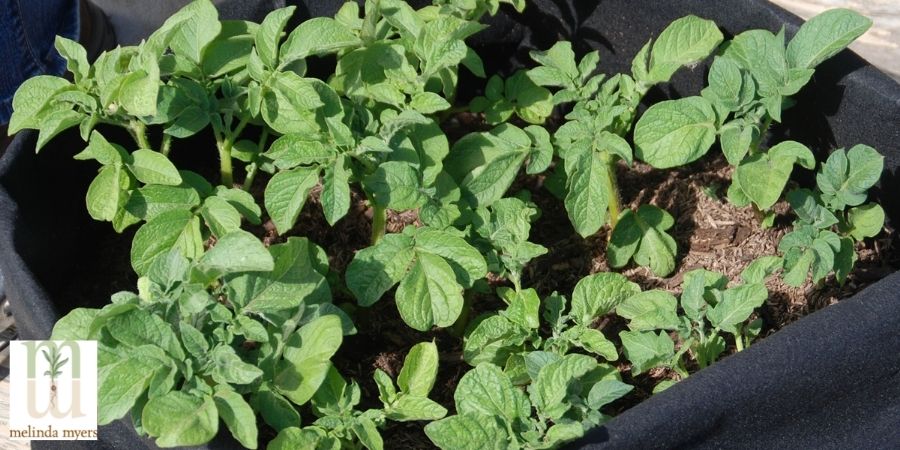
[
  {"left": 779, "top": 144, "right": 885, "bottom": 286},
  {"left": 634, "top": 9, "right": 872, "bottom": 225},
  {"left": 616, "top": 267, "right": 769, "bottom": 376},
  {"left": 269, "top": 341, "right": 447, "bottom": 450}
]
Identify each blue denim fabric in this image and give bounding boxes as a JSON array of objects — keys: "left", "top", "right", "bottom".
[{"left": 0, "top": 0, "right": 80, "bottom": 125}]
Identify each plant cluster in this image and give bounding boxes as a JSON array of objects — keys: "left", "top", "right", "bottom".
[{"left": 6, "top": 0, "right": 885, "bottom": 448}]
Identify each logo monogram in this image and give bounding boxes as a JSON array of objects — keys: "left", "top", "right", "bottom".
[{"left": 8, "top": 341, "right": 98, "bottom": 440}]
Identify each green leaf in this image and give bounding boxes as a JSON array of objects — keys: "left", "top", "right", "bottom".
[
  {"left": 8, "top": 76, "right": 70, "bottom": 133},
  {"left": 345, "top": 233, "right": 416, "bottom": 306},
  {"left": 201, "top": 21, "right": 257, "bottom": 77},
  {"left": 446, "top": 124, "right": 532, "bottom": 207},
  {"left": 501, "top": 288, "right": 541, "bottom": 330},
  {"left": 251, "top": 387, "right": 300, "bottom": 432},
  {"left": 98, "top": 354, "right": 158, "bottom": 424},
  {"left": 76, "top": 131, "right": 126, "bottom": 165},
  {"left": 55, "top": 36, "right": 89, "bottom": 82},
  {"left": 786, "top": 188, "right": 838, "bottom": 228},
  {"left": 130, "top": 209, "right": 203, "bottom": 276},
  {"left": 528, "top": 41, "right": 579, "bottom": 89},
  {"left": 196, "top": 230, "right": 274, "bottom": 276},
  {"left": 680, "top": 269, "right": 727, "bottom": 321},
  {"left": 228, "top": 237, "right": 331, "bottom": 313},
  {"left": 564, "top": 152, "right": 609, "bottom": 237},
  {"left": 321, "top": 156, "right": 351, "bottom": 225},
  {"left": 531, "top": 354, "right": 599, "bottom": 419},
  {"left": 463, "top": 315, "right": 527, "bottom": 366},
  {"left": 410, "top": 92, "right": 452, "bottom": 114},
  {"left": 608, "top": 205, "right": 678, "bottom": 277},
  {"left": 786, "top": 8, "right": 872, "bottom": 69},
  {"left": 142, "top": 391, "right": 218, "bottom": 447},
  {"left": 704, "top": 57, "right": 745, "bottom": 111},
  {"left": 396, "top": 252, "right": 463, "bottom": 331},
  {"left": 386, "top": 395, "right": 448, "bottom": 422},
  {"left": 847, "top": 203, "right": 884, "bottom": 240},
  {"left": 398, "top": 341, "right": 440, "bottom": 397},
  {"left": 166, "top": 0, "right": 221, "bottom": 65},
  {"left": 117, "top": 62, "right": 160, "bottom": 117},
  {"left": 619, "top": 330, "right": 675, "bottom": 375},
  {"left": 570, "top": 273, "right": 641, "bottom": 325},
  {"left": 128, "top": 149, "right": 182, "bottom": 186},
  {"left": 740, "top": 256, "right": 784, "bottom": 284},
  {"left": 454, "top": 364, "right": 529, "bottom": 422},
  {"left": 634, "top": 96, "right": 717, "bottom": 168},
  {"left": 572, "top": 327, "right": 618, "bottom": 361},
  {"left": 616, "top": 290, "right": 680, "bottom": 331},
  {"left": 209, "top": 345, "right": 264, "bottom": 385},
  {"left": 707, "top": 283, "right": 768, "bottom": 332},
  {"left": 200, "top": 196, "right": 242, "bottom": 237},
  {"left": 255, "top": 6, "right": 295, "bottom": 67},
  {"left": 36, "top": 109, "right": 84, "bottom": 151},
  {"left": 86, "top": 165, "right": 130, "bottom": 222},
  {"left": 587, "top": 379, "right": 634, "bottom": 410},
  {"left": 51, "top": 308, "right": 99, "bottom": 340},
  {"left": 106, "top": 309, "right": 184, "bottom": 360},
  {"left": 275, "top": 315, "right": 343, "bottom": 405},
  {"left": 817, "top": 145, "right": 884, "bottom": 210},
  {"left": 280, "top": 17, "right": 361, "bottom": 65},
  {"left": 214, "top": 388, "right": 258, "bottom": 449},
  {"left": 735, "top": 141, "right": 814, "bottom": 210},
  {"left": 414, "top": 228, "right": 487, "bottom": 288},
  {"left": 425, "top": 413, "right": 509, "bottom": 450},
  {"left": 645, "top": 15, "right": 724, "bottom": 83},
  {"left": 260, "top": 73, "right": 331, "bottom": 135},
  {"left": 364, "top": 161, "right": 426, "bottom": 210},
  {"left": 264, "top": 166, "right": 320, "bottom": 234},
  {"left": 352, "top": 416, "right": 384, "bottom": 450},
  {"left": 266, "top": 135, "right": 335, "bottom": 168}
]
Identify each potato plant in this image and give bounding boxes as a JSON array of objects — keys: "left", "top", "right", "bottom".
[{"left": 6, "top": 0, "right": 888, "bottom": 448}]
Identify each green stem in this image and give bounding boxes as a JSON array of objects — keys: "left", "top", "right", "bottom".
[
  {"left": 243, "top": 163, "right": 258, "bottom": 191},
  {"left": 161, "top": 134, "right": 173, "bottom": 157},
  {"left": 371, "top": 205, "right": 386, "bottom": 244},
  {"left": 217, "top": 117, "right": 250, "bottom": 187},
  {"left": 217, "top": 139, "right": 234, "bottom": 187},
  {"left": 748, "top": 116, "right": 773, "bottom": 155},
  {"left": 242, "top": 129, "right": 268, "bottom": 191},
  {"left": 603, "top": 155, "right": 622, "bottom": 233},
  {"left": 129, "top": 120, "right": 151, "bottom": 150},
  {"left": 734, "top": 334, "right": 745, "bottom": 352}
]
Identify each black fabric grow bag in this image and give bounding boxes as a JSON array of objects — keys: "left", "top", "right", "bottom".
[{"left": 1, "top": 0, "right": 898, "bottom": 448}]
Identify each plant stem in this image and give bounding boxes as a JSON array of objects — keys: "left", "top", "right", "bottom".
[
  {"left": 217, "top": 117, "right": 250, "bottom": 187},
  {"left": 161, "top": 134, "right": 173, "bottom": 157},
  {"left": 243, "top": 129, "right": 268, "bottom": 191},
  {"left": 243, "top": 163, "right": 258, "bottom": 191},
  {"left": 129, "top": 120, "right": 151, "bottom": 150},
  {"left": 216, "top": 137, "right": 234, "bottom": 187},
  {"left": 371, "top": 205, "right": 386, "bottom": 244},
  {"left": 603, "top": 155, "right": 622, "bottom": 233},
  {"left": 748, "top": 116, "right": 773, "bottom": 155},
  {"left": 734, "top": 334, "right": 745, "bottom": 352}
]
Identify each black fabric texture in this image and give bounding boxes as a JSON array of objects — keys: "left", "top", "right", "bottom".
[{"left": 0, "top": 0, "right": 897, "bottom": 449}]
